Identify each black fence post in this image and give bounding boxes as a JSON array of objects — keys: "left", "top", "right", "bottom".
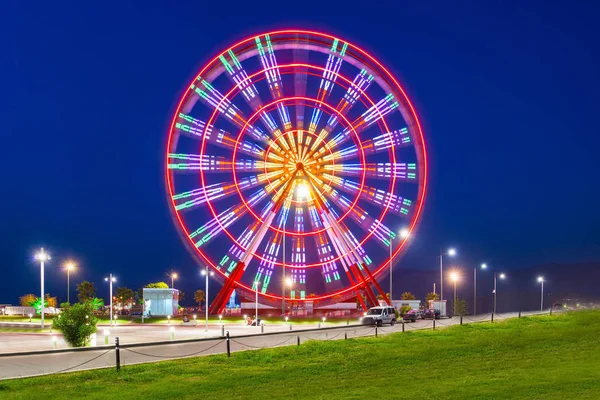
[
  {"left": 344, "top": 332, "right": 347, "bottom": 340},
  {"left": 402, "top": 323, "right": 405, "bottom": 333},
  {"left": 115, "top": 337, "right": 121, "bottom": 372},
  {"left": 519, "top": 310, "right": 521, "bottom": 318},
  {"left": 297, "top": 336, "right": 300, "bottom": 346},
  {"left": 550, "top": 306, "right": 553, "bottom": 315},
  {"left": 226, "top": 331, "right": 230, "bottom": 358},
  {"left": 375, "top": 326, "right": 378, "bottom": 337},
  {"left": 460, "top": 316, "right": 463, "bottom": 325},
  {"left": 491, "top": 313, "right": 494, "bottom": 322},
  {"left": 433, "top": 319, "right": 436, "bottom": 330}
]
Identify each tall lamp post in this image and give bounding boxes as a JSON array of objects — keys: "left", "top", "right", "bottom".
[
  {"left": 64, "top": 261, "right": 76, "bottom": 304},
  {"left": 254, "top": 281, "right": 261, "bottom": 325},
  {"left": 474, "top": 263, "right": 487, "bottom": 315},
  {"left": 201, "top": 267, "right": 214, "bottom": 331},
  {"left": 450, "top": 272, "right": 459, "bottom": 315},
  {"left": 169, "top": 271, "right": 178, "bottom": 289},
  {"left": 537, "top": 276, "right": 545, "bottom": 311},
  {"left": 35, "top": 248, "right": 50, "bottom": 329},
  {"left": 493, "top": 272, "right": 506, "bottom": 314},
  {"left": 439, "top": 248, "right": 457, "bottom": 304},
  {"left": 104, "top": 274, "right": 116, "bottom": 326},
  {"left": 389, "top": 228, "right": 409, "bottom": 303}
]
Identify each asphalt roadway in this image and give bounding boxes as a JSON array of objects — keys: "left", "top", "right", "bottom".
[{"left": 0, "top": 311, "right": 546, "bottom": 380}]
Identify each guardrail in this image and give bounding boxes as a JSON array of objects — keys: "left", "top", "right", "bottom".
[{"left": 0, "top": 308, "right": 559, "bottom": 379}]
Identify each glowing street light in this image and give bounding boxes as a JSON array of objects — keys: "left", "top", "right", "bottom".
[
  {"left": 537, "top": 276, "right": 545, "bottom": 311},
  {"left": 35, "top": 248, "right": 50, "bottom": 329},
  {"left": 474, "top": 263, "right": 488, "bottom": 315},
  {"left": 104, "top": 274, "right": 116, "bottom": 326},
  {"left": 493, "top": 272, "right": 506, "bottom": 314},
  {"left": 201, "top": 267, "right": 214, "bottom": 331},
  {"left": 169, "top": 271, "right": 178, "bottom": 289},
  {"left": 63, "top": 261, "right": 76, "bottom": 304},
  {"left": 389, "top": 228, "right": 409, "bottom": 303},
  {"left": 439, "top": 248, "right": 457, "bottom": 304}
]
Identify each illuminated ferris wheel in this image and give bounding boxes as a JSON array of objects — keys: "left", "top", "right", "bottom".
[{"left": 166, "top": 30, "right": 427, "bottom": 313}]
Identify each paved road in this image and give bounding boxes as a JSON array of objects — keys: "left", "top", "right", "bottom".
[{"left": 0, "top": 310, "right": 549, "bottom": 380}]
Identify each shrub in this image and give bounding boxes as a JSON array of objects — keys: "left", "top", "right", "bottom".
[
  {"left": 399, "top": 305, "right": 412, "bottom": 316},
  {"left": 52, "top": 301, "right": 98, "bottom": 347}
]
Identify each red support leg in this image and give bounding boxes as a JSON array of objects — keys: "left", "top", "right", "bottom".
[
  {"left": 361, "top": 263, "right": 391, "bottom": 306},
  {"left": 349, "top": 264, "right": 378, "bottom": 307}
]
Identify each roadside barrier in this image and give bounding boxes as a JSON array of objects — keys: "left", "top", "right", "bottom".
[{"left": 1, "top": 308, "right": 560, "bottom": 379}]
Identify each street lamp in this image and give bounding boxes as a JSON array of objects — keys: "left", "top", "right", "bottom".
[
  {"left": 35, "top": 248, "right": 50, "bottom": 329},
  {"left": 63, "top": 261, "right": 76, "bottom": 304},
  {"left": 474, "top": 263, "right": 487, "bottom": 315},
  {"left": 389, "top": 228, "right": 409, "bottom": 303},
  {"left": 537, "top": 276, "right": 545, "bottom": 311},
  {"left": 439, "top": 248, "right": 456, "bottom": 304},
  {"left": 201, "top": 267, "right": 214, "bottom": 331},
  {"left": 104, "top": 274, "right": 116, "bottom": 326},
  {"left": 169, "top": 271, "right": 178, "bottom": 289},
  {"left": 254, "top": 281, "right": 261, "bottom": 326},
  {"left": 493, "top": 272, "right": 506, "bottom": 314},
  {"left": 450, "top": 272, "right": 459, "bottom": 315}
]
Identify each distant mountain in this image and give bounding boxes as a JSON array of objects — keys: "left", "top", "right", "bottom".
[{"left": 389, "top": 262, "right": 600, "bottom": 313}]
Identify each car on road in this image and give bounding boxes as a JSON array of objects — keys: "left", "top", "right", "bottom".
[
  {"left": 423, "top": 309, "right": 441, "bottom": 319},
  {"left": 402, "top": 309, "right": 424, "bottom": 323},
  {"left": 360, "top": 306, "right": 397, "bottom": 326}
]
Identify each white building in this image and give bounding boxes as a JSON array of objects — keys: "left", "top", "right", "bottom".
[{"left": 143, "top": 288, "right": 179, "bottom": 316}]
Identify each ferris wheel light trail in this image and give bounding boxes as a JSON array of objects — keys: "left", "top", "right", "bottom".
[{"left": 166, "top": 30, "right": 427, "bottom": 309}]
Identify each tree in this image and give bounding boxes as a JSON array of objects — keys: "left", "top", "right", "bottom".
[
  {"left": 90, "top": 297, "right": 104, "bottom": 310},
  {"left": 77, "top": 281, "right": 96, "bottom": 303},
  {"left": 52, "top": 301, "right": 98, "bottom": 347},
  {"left": 19, "top": 294, "right": 37, "bottom": 307},
  {"left": 45, "top": 294, "right": 57, "bottom": 308},
  {"left": 399, "top": 305, "right": 412, "bottom": 316},
  {"left": 30, "top": 297, "right": 48, "bottom": 314},
  {"left": 178, "top": 290, "right": 186, "bottom": 303},
  {"left": 455, "top": 298, "right": 469, "bottom": 316},
  {"left": 401, "top": 292, "right": 416, "bottom": 300},
  {"left": 194, "top": 290, "right": 205, "bottom": 307},
  {"left": 425, "top": 292, "right": 440, "bottom": 306},
  {"left": 115, "top": 287, "right": 135, "bottom": 308},
  {"left": 145, "top": 282, "right": 169, "bottom": 289}
]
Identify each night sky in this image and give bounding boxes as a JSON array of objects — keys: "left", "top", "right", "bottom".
[{"left": 2, "top": 1, "right": 599, "bottom": 305}]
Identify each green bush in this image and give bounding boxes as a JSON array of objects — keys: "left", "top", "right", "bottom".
[
  {"left": 52, "top": 301, "right": 98, "bottom": 347},
  {"left": 399, "top": 305, "right": 412, "bottom": 316}
]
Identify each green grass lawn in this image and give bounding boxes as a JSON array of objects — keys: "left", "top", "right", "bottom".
[{"left": 1, "top": 310, "right": 599, "bottom": 399}]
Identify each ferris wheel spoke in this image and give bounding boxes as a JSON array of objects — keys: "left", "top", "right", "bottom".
[
  {"left": 315, "top": 127, "right": 412, "bottom": 163},
  {"left": 288, "top": 204, "right": 308, "bottom": 298},
  {"left": 168, "top": 154, "right": 280, "bottom": 173},
  {"left": 190, "top": 186, "right": 273, "bottom": 247},
  {"left": 305, "top": 39, "right": 347, "bottom": 135},
  {"left": 309, "top": 93, "right": 400, "bottom": 156},
  {"left": 304, "top": 202, "right": 344, "bottom": 288},
  {"left": 172, "top": 175, "right": 268, "bottom": 211},
  {"left": 256, "top": 34, "right": 292, "bottom": 131},
  {"left": 176, "top": 113, "right": 266, "bottom": 159},
  {"left": 336, "top": 193, "right": 395, "bottom": 250},
  {"left": 321, "top": 174, "right": 413, "bottom": 217},
  {"left": 293, "top": 43, "right": 309, "bottom": 130},
  {"left": 218, "top": 50, "right": 295, "bottom": 151},
  {"left": 323, "top": 162, "right": 418, "bottom": 182}
]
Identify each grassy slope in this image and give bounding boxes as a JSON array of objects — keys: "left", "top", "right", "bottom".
[{"left": 1, "top": 311, "right": 599, "bottom": 400}]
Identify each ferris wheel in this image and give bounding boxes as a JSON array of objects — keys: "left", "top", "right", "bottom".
[{"left": 166, "top": 30, "right": 427, "bottom": 313}]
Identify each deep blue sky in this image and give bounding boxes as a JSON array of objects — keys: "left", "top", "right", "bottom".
[{"left": 1, "top": 1, "right": 599, "bottom": 305}]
